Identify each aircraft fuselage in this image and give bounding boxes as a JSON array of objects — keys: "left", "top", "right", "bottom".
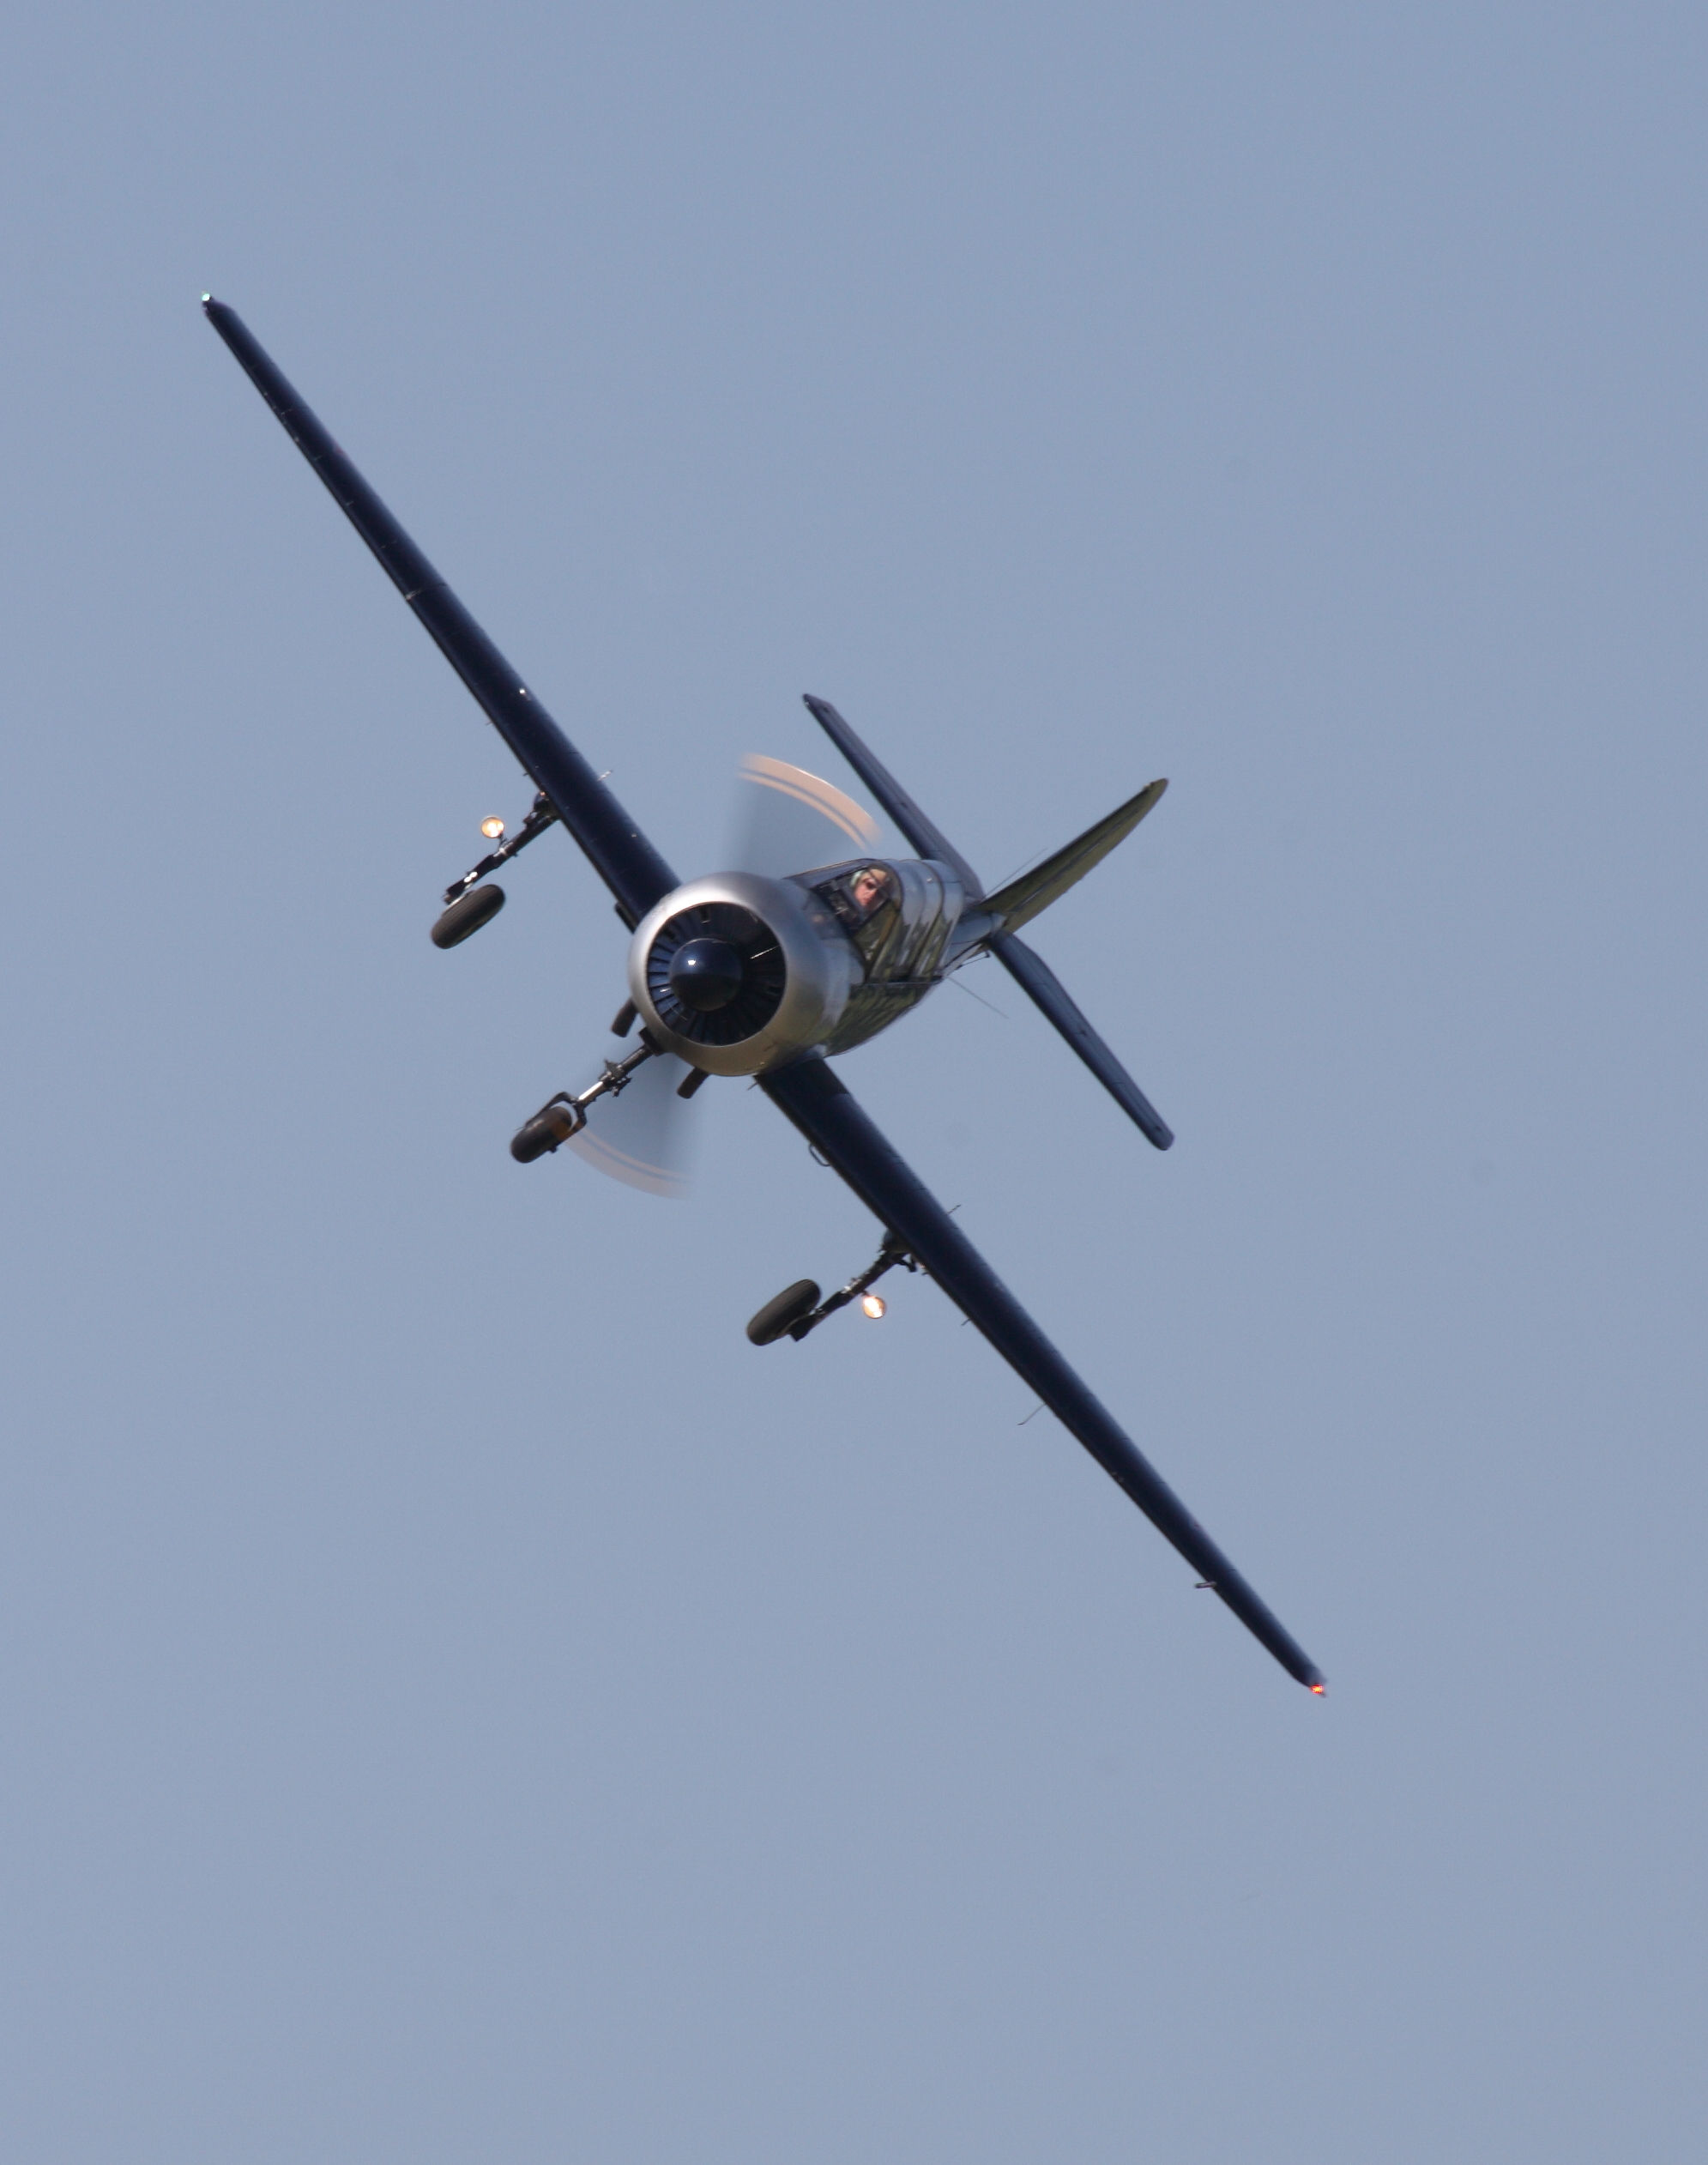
[{"left": 630, "top": 855, "right": 982, "bottom": 1077}]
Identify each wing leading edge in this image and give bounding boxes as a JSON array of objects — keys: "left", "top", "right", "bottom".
[
  {"left": 761, "top": 1057, "right": 1324, "bottom": 1690},
  {"left": 203, "top": 299, "right": 677, "bottom": 929}
]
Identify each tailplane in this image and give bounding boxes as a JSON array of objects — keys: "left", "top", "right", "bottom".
[{"left": 803, "top": 695, "right": 1174, "bottom": 1151}]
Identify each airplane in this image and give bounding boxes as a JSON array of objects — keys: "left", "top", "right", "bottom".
[{"left": 202, "top": 297, "right": 1325, "bottom": 1695}]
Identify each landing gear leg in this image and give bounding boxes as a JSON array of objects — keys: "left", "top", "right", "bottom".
[
  {"left": 746, "top": 1234, "right": 917, "bottom": 1344},
  {"left": 510, "top": 1033, "right": 662, "bottom": 1163}
]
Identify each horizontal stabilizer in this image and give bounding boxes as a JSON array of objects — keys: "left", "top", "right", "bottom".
[
  {"left": 991, "top": 933, "right": 1174, "bottom": 1151},
  {"left": 803, "top": 695, "right": 984, "bottom": 897},
  {"left": 982, "top": 779, "right": 1166, "bottom": 934}
]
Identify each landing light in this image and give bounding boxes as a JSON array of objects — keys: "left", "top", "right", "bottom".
[
  {"left": 480, "top": 816, "right": 506, "bottom": 840},
  {"left": 861, "top": 1293, "right": 886, "bottom": 1320}
]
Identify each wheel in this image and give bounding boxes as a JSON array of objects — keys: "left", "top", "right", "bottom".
[
  {"left": 510, "top": 1099, "right": 584, "bottom": 1163},
  {"left": 432, "top": 884, "right": 505, "bottom": 948},
  {"left": 746, "top": 1279, "right": 822, "bottom": 1346}
]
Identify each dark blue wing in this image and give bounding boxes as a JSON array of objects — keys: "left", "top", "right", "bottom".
[
  {"left": 761, "top": 1057, "right": 1322, "bottom": 1688},
  {"left": 204, "top": 299, "right": 678, "bottom": 929}
]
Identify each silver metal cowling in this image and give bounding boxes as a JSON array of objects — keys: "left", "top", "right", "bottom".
[{"left": 628, "top": 873, "right": 858, "bottom": 1076}]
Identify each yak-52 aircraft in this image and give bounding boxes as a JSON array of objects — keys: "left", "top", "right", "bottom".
[{"left": 203, "top": 297, "right": 1325, "bottom": 1693}]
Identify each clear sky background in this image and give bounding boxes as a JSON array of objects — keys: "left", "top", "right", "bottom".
[{"left": 2, "top": 4, "right": 1704, "bottom": 2159}]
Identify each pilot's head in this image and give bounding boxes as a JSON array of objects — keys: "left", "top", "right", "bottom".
[{"left": 851, "top": 866, "right": 889, "bottom": 913}]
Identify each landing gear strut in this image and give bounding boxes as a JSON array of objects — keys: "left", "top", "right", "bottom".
[
  {"left": 430, "top": 793, "right": 560, "bottom": 947},
  {"left": 510, "top": 1033, "right": 662, "bottom": 1163},
  {"left": 746, "top": 1233, "right": 918, "bottom": 1345}
]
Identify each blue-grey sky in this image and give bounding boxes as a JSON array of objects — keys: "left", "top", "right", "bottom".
[{"left": 3, "top": 4, "right": 1704, "bottom": 2158}]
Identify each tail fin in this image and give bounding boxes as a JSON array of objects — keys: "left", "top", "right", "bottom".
[{"left": 982, "top": 779, "right": 1166, "bottom": 934}]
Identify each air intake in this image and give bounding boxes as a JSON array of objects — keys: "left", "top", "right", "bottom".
[{"left": 645, "top": 902, "right": 787, "bottom": 1046}]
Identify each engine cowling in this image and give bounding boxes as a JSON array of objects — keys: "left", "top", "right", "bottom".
[{"left": 628, "top": 873, "right": 858, "bottom": 1076}]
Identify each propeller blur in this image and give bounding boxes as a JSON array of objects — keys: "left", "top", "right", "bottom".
[
  {"left": 564, "top": 1037, "right": 696, "bottom": 1198},
  {"left": 731, "top": 753, "right": 883, "bottom": 879}
]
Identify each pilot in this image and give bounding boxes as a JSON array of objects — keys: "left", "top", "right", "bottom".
[{"left": 850, "top": 865, "right": 891, "bottom": 915}]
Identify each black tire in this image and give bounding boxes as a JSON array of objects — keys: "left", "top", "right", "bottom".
[
  {"left": 432, "top": 884, "right": 505, "bottom": 948},
  {"left": 746, "top": 1279, "right": 822, "bottom": 1346},
  {"left": 510, "top": 1101, "right": 583, "bottom": 1163},
  {"left": 510, "top": 1117, "right": 558, "bottom": 1164}
]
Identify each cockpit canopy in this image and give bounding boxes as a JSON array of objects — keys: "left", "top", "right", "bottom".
[{"left": 795, "top": 857, "right": 963, "bottom": 986}]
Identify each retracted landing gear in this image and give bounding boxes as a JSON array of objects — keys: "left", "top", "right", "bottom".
[
  {"left": 746, "top": 1233, "right": 917, "bottom": 1345},
  {"left": 430, "top": 792, "right": 560, "bottom": 947},
  {"left": 510, "top": 1032, "right": 662, "bottom": 1162}
]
